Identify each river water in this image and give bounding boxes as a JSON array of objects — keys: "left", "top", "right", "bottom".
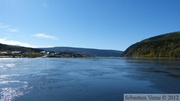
[{"left": 0, "top": 58, "right": 179, "bottom": 101}]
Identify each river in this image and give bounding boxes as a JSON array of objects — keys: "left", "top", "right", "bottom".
[{"left": 0, "top": 58, "right": 179, "bottom": 101}]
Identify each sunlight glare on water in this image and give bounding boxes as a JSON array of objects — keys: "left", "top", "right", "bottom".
[{"left": 0, "top": 58, "right": 179, "bottom": 101}]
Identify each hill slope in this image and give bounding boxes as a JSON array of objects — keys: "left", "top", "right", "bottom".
[
  {"left": 40, "top": 47, "right": 122, "bottom": 57},
  {"left": 122, "top": 32, "right": 180, "bottom": 58},
  {"left": 0, "top": 43, "right": 44, "bottom": 57},
  {"left": 0, "top": 43, "right": 42, "bottom": 52}
]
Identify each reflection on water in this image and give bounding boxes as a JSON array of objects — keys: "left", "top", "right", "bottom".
[
  {"left": 0, "top": 84, "right": 29, "bottom": 101},
  {"left": 0, "top": 74, "right": 30, "bottom": 101},
  {"left": 124, "top": 58, "right": 180, "bottom": 93},
  {"left": 0, "top": 58, "right": 179, "bottom": 101}
]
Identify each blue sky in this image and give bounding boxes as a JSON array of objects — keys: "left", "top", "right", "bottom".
[{"left": 0, "top": 0, "right": 180, "bottom": 51}]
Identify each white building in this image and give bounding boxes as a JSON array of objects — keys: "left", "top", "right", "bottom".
[
  {"left": 11, "top": 51, "right": 21, "bottom": 54},
  {"left": 0, "top": 51, "right": 8, "bottom": 54}
]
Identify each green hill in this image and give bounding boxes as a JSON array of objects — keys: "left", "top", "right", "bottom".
[
  {"left": 40, "top": 47, "right": 122, "bottom": 57},
  {"left": 0, "top": 43, "right": 43, "bottom": 57},
  {"left": 0, "top": 43, "right": 41, "bottom": 52},
  {"left": 122, "top": 31, "right": 180, "bottom": 58}
]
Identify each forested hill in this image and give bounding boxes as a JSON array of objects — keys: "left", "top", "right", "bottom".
[
  {"left": 40, "top": 47, "right": 122, "bottom": 57},
  {"left": 0, "top": 43, "right": 42, "bottom": 52},
  {"left": 0, "top": 43, "right": 122, "bottom": 57},
  {"left": 122, "top": 31, "right": 180, "bottom": 58}
]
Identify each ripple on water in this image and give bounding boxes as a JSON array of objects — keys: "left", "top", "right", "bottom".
[
  {"left": 0, "top": 74, "right": 20, "bottom": 79},
  {"left": 0, "top": 74, "right": 31, "bottom": 101}
]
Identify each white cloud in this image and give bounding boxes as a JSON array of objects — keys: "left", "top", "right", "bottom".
[
  {"left": 0, "top": 23, "right": 19, "bottom": 33},
  {"left": 0, "top": 38, "right": 36, "bottom": 48},
  {"left": 34, "top": 33, "right": 57, "bottom": 40},
  {"left": 8, "top": 28, "right": 19, "bottom": 32},
  {"left": 0, "top": 23, "right": 10, "bottom": 29}
]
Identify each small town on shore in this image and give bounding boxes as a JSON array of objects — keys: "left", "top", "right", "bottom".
[{"left": 0, "top": 50, "right": 93, "bottom": 58}]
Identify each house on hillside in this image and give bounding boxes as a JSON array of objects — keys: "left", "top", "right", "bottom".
[
  {"left": 40, "top": 51, "right": 46, "bottom": 54},
  {"left": 0, "top": 51, "right": 8, "bottom": 54},
  {"left": 40, "top": 51, "right": 50, "bottom": 55},
  {"left": 11, "top": 51, "right": 21, "bottom": 54}
]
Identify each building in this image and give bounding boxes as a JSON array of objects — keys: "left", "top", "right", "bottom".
[
  {"left": 11, "top": 51, "right": 21, "bottom": 54},
  {"left": 0, "top": 51, "right": 8, "bottom": 54}
]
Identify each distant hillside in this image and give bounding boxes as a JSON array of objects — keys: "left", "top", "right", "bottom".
[
  {"left": 0, "top": 43, "right": 42, "bottom": 52},
  {"left": 40, "top": 47, "right": 122, "bottom": 57},
  {"left": 122, "top": 31, "right": 180, "bottom": 58}
]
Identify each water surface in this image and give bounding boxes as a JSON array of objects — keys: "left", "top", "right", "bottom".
[{"left": 0, "top": 58, "right": 179, "bottom": 101}]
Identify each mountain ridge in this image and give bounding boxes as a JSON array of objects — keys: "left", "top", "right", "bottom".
[
  {"left": 0, "top": 43, "right": 122, "bottom": 57},
  {"left": 40, "top": 47, "right": 123, "bottom": 57}
]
